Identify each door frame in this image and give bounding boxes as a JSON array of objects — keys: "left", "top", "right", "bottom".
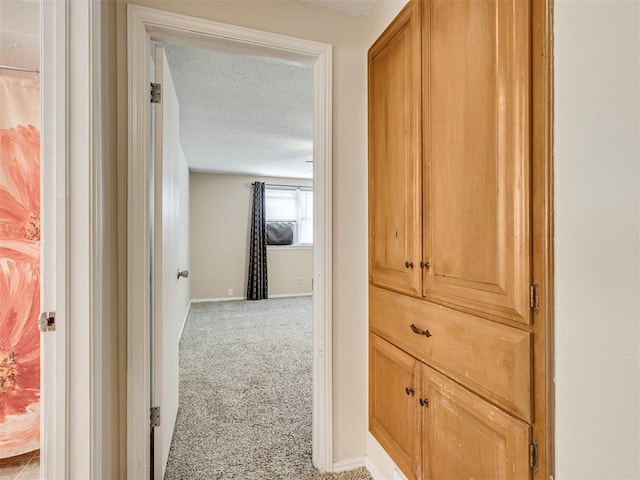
[
  {"left": 531, "top": 0, "right": 555, "bottom": 478},
  {"left": 41, "top": 0, "right": 105, "bottom": 477},
  {"left": 40, "top": 1, "right": 69, "bottom": 476},
  {"left": 126, "top": 5, "right": 334, "bottom": 478}
]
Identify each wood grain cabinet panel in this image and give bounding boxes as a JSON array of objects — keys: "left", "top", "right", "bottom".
[
  {"left": 370, "top": 285, "right": 531, "bottom": 421},
  {"left": 369, "top": 336, "right": 531, "bottom": 480},
  {"left": 368, "top": 0, "right": 422, "bottom": 297},
  {"left": 422, "top": 0, "right": 532, "bottom": 325},
  {"left": 422, "top": 366, "right": 531, "bottom": 480},
  {"left": 370, "top": 334, "right": 421, "bottom": 480}
]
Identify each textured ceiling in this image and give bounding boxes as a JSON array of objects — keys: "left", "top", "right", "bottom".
[
  {"left": 300, "top": 0, "right": 375, "bottom": 16},
  {"left": 164, "top": 44, "right": 314, "bottom": 179}
]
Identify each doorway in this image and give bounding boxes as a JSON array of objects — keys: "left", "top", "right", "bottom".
[
  {"left": 151, "top": 38, "right": 318, "bottom": 477},
  {"left": 127, "top": 6, "right": 333, "bottom": 478}
]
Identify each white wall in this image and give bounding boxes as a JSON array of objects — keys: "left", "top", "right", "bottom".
[
  {"left": 159, "top": 50, "right": 190, "bottom": 477},
  {"left": 554, "top": 1, "right": 640, "bottom": 478},
  {"left": 0, "top": 0, "right": 38, "bottom": 34},
  {"left": 115, "top": 0, "right": 368, "bottom": 461},
  {"left": 268, "top": 247, "right": 314, "bottom": 296},
  {"left": 189, "top": 173, "right": 314, "bottom": 300},
  {"left": 0, "top": 0, "right": 39, "bottom": 79},
  {"left": 363, "top": 0, "right": 408, "bottom": 48}
]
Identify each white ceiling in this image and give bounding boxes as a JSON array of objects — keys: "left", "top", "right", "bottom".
[
  {"left": 0, "top": 31, "right": 39, "bottom": 71},
  {"left": 164, "top": 44, "right": 314, "bottom": 180}
]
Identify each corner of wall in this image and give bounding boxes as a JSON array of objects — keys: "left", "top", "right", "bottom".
[{"left": 365, "top": 433, "right": 405, "bottom": 480}]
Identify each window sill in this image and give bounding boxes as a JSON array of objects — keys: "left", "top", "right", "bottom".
[{"left": 267, "top": 245, "right": 313, "bottom": 251}]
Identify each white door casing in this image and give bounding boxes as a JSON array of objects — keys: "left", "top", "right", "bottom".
[
  {"left": 40, "top": 0, "right": 67, "bottom": 477},
  {"left": 41, "top": 0, "right": 103, "bottom": 477},
  {"left": 127, "top": 5, "right": 334, "bottom": 478}
]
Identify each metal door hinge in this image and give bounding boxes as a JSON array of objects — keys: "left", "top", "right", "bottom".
[
  {"left": 529, "top": 441, "right": 539, "bottom": 470},
  {"left": 530, "top": 283, "right": 540, "bottom": 312},
  {"left": 39, "top": 311, "right": 56, "bottom": 332},
  {"left": 150, "top": 82, "right": 161, "bottom": 103},
  {"left": 151, "top": 406, "right": 161, "bottom": 427}
]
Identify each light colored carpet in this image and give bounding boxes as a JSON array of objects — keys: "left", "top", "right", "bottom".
[{"left": 164, "top": 297, "right": 372, "bottom": 480}]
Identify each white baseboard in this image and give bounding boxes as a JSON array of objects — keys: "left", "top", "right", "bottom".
[
  {"left": 191, "top": 293, "right": 312, "bottom": 303},
  {"left": 333, "top": 457, "right": 366, "bottom": 473},
  {"left": 179, "top": 302, "right": 191, "bottom": 341},
  {"left": 366, "top": 432, "right": 406, "bottom": 480},
  {"left": 364, "top": 458, "right": 385, "bottom": 480},
  {"left": 269, "top": 292, "right": 313, "bottom": 298},
  {"left": 190, "top": 297, "right": 245, "bottom": 303}
]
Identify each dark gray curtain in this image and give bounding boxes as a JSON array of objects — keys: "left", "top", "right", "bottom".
[{"left": 247, "top": 182, "right": 268, "bottom": 300}]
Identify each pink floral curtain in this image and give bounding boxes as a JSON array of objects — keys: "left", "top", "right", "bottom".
[{"left": 0, "top": 75, "right": 40, "bottom": 459}]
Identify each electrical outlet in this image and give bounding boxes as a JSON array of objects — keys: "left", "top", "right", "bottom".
[
  {"left": 228, "top": 288, "right": 233, "bottom": 296},
  {"left": 298, "top": 276, "right": 303, "bottom": 285}
]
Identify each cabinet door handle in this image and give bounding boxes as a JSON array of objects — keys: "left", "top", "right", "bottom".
[
  {"left": 410, "top": 323, "right": 432, "bottom": 338},
  {"left": 405, "top": 387, "right": 415, "bottom": 396},
  {"left": 405, "top": 261, "right": 414, "bottom": 269},
  {"left": 420, "top": 261, "right": 430, "bottom": 269},
  {"left": 419, "top": 398, "right": 430, "bottom": 407}
]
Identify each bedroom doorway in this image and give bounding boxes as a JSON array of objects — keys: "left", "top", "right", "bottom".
[{"left": 126, "top": 6, "right": 333, "bottom": 479}]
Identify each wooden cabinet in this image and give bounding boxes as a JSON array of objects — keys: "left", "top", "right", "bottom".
[
  {"left": 368, "top": 0, "right": 422, "bottom": 297},
  {"left": 368, "top": 0, "right": 551, "bottom": 478},
  {"left": 369, "top": 0, "right": 532, "bottom": 327},
  {"left": 370, "top": 334, "right": 531, "bottom": 480}
]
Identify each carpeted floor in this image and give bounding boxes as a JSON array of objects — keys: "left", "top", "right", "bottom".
[{"left": 164, "top": 297, "right": 372, "bottom": 480}]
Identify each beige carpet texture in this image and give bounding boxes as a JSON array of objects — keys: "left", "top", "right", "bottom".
[{"left": 163, "top": 297, "right": 372, "bottom": 480}]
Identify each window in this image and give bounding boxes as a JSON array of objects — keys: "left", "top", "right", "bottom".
[{"left": 265, "top": 186, "right": 313, "bottom": 246}]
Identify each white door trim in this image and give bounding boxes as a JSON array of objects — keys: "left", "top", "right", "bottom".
[
  {"left": 126, "top": 5, "right": 334, "bottom": 477},
  {"left": 40, "top": 1, "right": 68, "bottom": 477},
  {"left": 41, "top": 0, "right": 101, "bottom": 477}
]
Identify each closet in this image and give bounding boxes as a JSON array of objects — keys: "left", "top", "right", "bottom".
[{"left": 368, "top": 0, "right": 552, "bottom": 478}]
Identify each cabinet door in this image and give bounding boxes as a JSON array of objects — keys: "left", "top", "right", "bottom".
[
  {"left": 422, "top": 366, "right": 531, "bottom": 480},
  {"left": 370, "top": 334, "right": 421, "bottom": 480},
  {"left": 422, "top": 0, "right": 532, "bottom": 325},
  {"left": 369, "top": 0, "right": 422, "bottom": 297}
]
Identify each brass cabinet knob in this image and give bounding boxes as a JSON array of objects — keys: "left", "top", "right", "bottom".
[
  {"left": 405, "top": 387, "right": 415, "bottom": 396},
  {"left": 405, "top": 261, "right": 414, "bottom": 269}
]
